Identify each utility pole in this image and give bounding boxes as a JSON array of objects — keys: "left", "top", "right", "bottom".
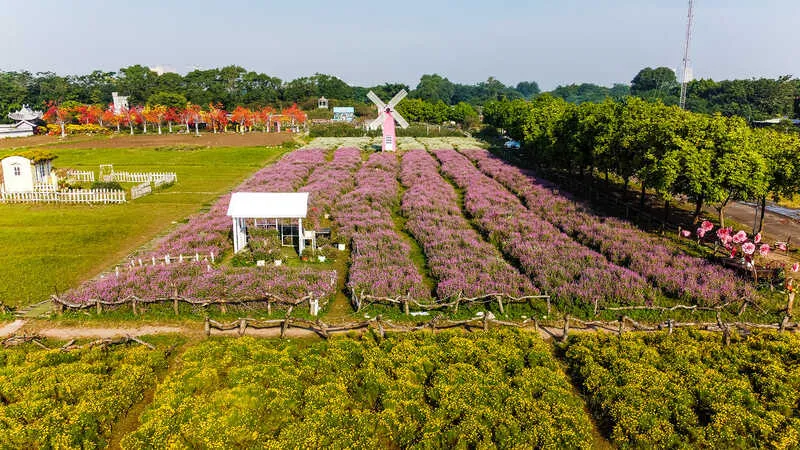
[{"left": 679, "top": 0, "right": 695, "bottom": 110}]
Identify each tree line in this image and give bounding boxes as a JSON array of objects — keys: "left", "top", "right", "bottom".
[
  {"left": 550, "top": 67, "right": 800, "bottom": 121},
  {"left": 0, "top": 65, "right": 539, "bottom": 123},
  {"left": 484, "top": 95, "right": 800, "bottom": 231}
]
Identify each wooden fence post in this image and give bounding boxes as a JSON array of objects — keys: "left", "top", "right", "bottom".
[
  {"left": 618, "top": 317, "right": 624, "bottom": 337},
  {"left": 496, "top": 295, "right": 505, "bottom": 315},
  {"left": 668, "top": 319, "right": 674, "bottom": 335},
  {"left": 238, "top": 318, "right": 247, "bottom": 336},
  {"left": 173, "top": 289, "right": 179, "bottom": 315},
  {"left": 561, "top": 315, "right": 570, "bottom": 342},
  {"left": 132, "top": 298, "right": 138, "bottom": 316},
  {"left": 96, "top": 299, "right": 102, "bottom": 315},
  {"left": 403, "top": 298, "right": 410, "bottom": 316},
  {"left": 483, "top": 313, "right": 489, "bottom": 331},
  {"left": 204, "top": 317, "right": 211, "bottom": 336},
  {"left": 376, "top": 316, "right": 385, "bottom": 340}
]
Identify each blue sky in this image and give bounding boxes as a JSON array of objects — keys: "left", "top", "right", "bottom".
[{"left": 1, "top": 0, "right": 797, "bottom": 90}]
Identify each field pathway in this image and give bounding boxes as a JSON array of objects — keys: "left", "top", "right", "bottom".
[
  {"left": 0, "top": 320, "right": 26, "bottom": 337},
  {"left": 7, "top": 319, "right": 583, "bottom": 341}
]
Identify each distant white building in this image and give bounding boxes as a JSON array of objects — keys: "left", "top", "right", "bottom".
[
  {"left": 0, "top": 154, "right": 58, "bottom": 193},
  {"left": 112, "top": 92, "right": 129, "bottom": 115},
  {"left": 0, "top": 105, "right": 43, "bottom": 139},
  {"left": 333, "top": 107, "right": 355, "bottom": 122}
]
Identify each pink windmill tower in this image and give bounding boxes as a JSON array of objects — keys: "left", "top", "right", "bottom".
[{"left": 367, "top": 89, "right": 409, "bottom": 151}]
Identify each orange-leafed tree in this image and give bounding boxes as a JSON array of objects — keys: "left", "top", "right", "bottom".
[
  {"left": 230, "top": 106, "right": 253, "bottom": 134},
  {"left": 43, "top": 101, "right": 74, "bottom": 137},
  {"left": 143, "top": 105, "right": 167, "bottom": 134},
  {"left": 255, "top": 106, "right": 275, "bottom": 132},
  {"left": 207, "top": 103, "right": 228, "bottom": 133},
  {"left": 281, "top": 103, "right": 307, "bottom": 131},
  {"left": 102, "top": 105, "right": 119, "bottom": 132}
]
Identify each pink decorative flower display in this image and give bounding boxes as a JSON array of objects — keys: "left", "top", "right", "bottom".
[
  {"left": 681, "top": 230, "right": 692, "bottom": 238},
  {"left": 754, "top": 233, "right": 762, "bottom": 244},
  {"left": 793, "top": 263, "right": 799, "bottom": 273},
  {"left": 732, "top": 230, "right": 748, "bottom": 244},
  {"left": 759, "top": 244, "right": 770, "bottom": 256},
  {"left": 701, "top": 221, "right": 714, "bottom": 232},
  {"left": 742, "top": 242, "right": 756, "bottom": 255}
]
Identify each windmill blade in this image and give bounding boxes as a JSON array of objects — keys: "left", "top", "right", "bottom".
[
  {"left": 386, "top": 89, "right": 408, "bottom": 109},
  {"left": 366, "top": 91, "right": 386, "bottom": 110},
  {"left": 368, "top": 112, "right": 387, "bottom": 130},
  {"left": 392, "top": 110, "right": 410, "bottom": 129}
]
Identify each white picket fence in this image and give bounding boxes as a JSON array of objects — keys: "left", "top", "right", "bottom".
[
  {"left": 33, "top": 184, "right": 57, "bottom": 192},
  {"left": 66, "top": 170, "right": 95, "bottom": 182},
  {"left": 131, "top": 182, "right": 152, "bottom": 200},
  {"left": 0, "top": 188, "right": 126, "bottom": 204},
  {"left": 109, "top": 171, "right": 177, "bottom": 184}
]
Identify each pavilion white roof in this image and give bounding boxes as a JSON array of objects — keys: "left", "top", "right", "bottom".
[{"left": 226, "top": 192, "right": 309, "bottom": 219}]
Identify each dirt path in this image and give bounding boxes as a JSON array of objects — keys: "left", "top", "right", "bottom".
[
  {"left": 725, "top": 201, "right": 800, "bottom": 244},
  {"left": 0, "top": 320, "right": 26, "bottom": 337},
  {"left": 10, "top": 319, "right": 595, "bottom": 341},
  {"left": 0, "top": 132, "right": 295, "bottom": 150}
]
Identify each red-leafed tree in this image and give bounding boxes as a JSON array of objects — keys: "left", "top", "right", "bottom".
[
  {"left": 165, "top": 107, "right": 181, "bottom": 133},
  {"left": 43, "top": 101, "right": 74, "bottom": 137},
  {"left": 101, "top": 106, "right": 118, "bottom": 131},
  {"left": 183, "top": 103, "right": 202, "bottom": 136}
]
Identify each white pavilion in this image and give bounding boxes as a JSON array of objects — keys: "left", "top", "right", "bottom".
[
  {"left": 226, "top": 192, "right": 315, "bottom": 255},
  {"left": 0, "top": 105, "right": 43, "bottom": 139}
]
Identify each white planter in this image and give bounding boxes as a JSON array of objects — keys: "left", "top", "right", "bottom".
[
  {"left": 318, "top": 255, "right": 326, "bottom": 262},
  {"left": 274, "top": 260, "right": 283, "bottom": 266},
  {"left": 337, "top": 243, "right": 346, "bottom": 251}
]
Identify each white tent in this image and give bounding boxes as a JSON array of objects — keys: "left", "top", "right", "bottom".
[{"left": 226, "top": 192, "right": 310, "bottom": 254}]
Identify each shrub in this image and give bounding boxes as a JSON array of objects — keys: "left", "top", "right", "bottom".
[{"left": 91, "top": 181, "right": 123, "bottom": 190}]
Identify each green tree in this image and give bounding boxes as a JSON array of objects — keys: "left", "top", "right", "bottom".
[
  {"left": 515, "top": 81, "right": 540, "bottom": 98},
  {"left": 631, "top": 67, "right": 678, "bottom": 96},
  {"left": 412, "top": 74, "right": 455, "bottom": 104},
  {"left": 116, "top": 65, "right": 158, "bottom": 104},
  {"left": 147, "top": 92, "right": 188, "bottom": 110}
]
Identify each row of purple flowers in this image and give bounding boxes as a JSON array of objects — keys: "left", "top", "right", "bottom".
[
  {"left": 434, "top": 149, "right": 655, "bottom": 310},
  {"left": 461, "top": 149, "right": 754, "bottom": 306},
  {"left": 336, "top": 153, "right": 430, "bottom": 300},
  {"left": 299, "top": 147, "right": 362, "bottom": 230},
  {"left": 400, "top": 150, "right": 537, "bottom": 299},
  {"left": 62, "top": 264, "right": 335, "bottom": 304}
]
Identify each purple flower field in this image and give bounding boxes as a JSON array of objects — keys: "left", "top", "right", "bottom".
[
  {"left": 60, "top": 146, "right": 756, "bottom": 312},
  {"left": 434, "top": 149, "right": 654, "bottom": 309},
  {"left": 336, "top": 153, "right": 430, "bottom": 301},
  {"left": 63, "top": 149, "right": 337, "bottom": 305},
  {"left": 400, "top": 150, "right": 537, "bottom": 299},
  {"left": 461, "top": 149, "right": 754, "bottom": 306}
]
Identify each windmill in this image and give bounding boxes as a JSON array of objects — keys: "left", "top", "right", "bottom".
[{"left": 367, "top": 89, "right": 409, "bottom": 152}]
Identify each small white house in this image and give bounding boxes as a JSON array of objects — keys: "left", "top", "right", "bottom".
[
  {"left": 1, "top": 155, "right": 57, "bottom": 193},
  {"left": 227, "top": 192, "right": 311, "bottom": 255},
  {"left": 0, "top": 105, "right": 43, "bottom": 139}
]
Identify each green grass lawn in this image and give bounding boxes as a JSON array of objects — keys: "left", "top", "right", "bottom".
[{"left": 0, "top": 145, "right": 288, "bottom": 306}]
